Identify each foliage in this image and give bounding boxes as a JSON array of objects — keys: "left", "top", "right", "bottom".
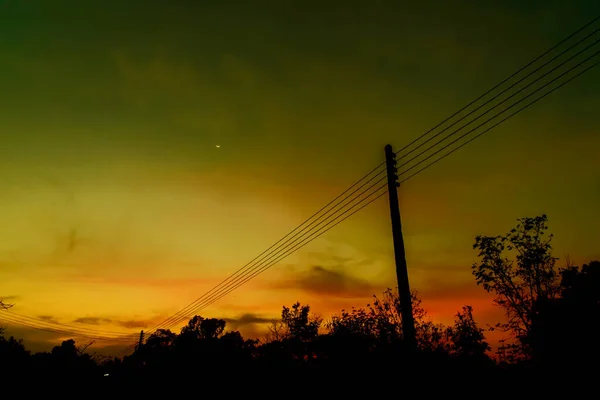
[
  {"left": 281, "top": 302, "right": 322, "bottom": 342},
  {"left": 448, "top": 305, "right": 490, "bottom": 358},
  {"left": 472, "top": 214, "right": 560, "bottom": 355}
]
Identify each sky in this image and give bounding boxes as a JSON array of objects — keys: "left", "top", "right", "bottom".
[{"left": 1, "top": 0, "right": 600, "bottom": 355}]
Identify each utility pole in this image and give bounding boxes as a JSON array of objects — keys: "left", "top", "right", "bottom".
[
  {"left": 137, "top": 330, "right": 144, "bottom": 352},
  {"left": 384, "top": 144, "right": 417, "bottom": 350}
]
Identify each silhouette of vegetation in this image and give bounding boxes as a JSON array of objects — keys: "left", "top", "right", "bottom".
[
  {"left": 0, "top": 214, "right": 597, "bottom": 391},
  {"left": 472, "top": 214, "right": 560, "bottom": 358}
]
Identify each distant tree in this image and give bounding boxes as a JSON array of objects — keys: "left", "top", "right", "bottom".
[
  {"left": 471, "top": 214, "right": 560, "bottom": 356},
  {"left": 180, "top": 316, "right": 226, "bottom": 340},
  {"left": 50, "top": 339, "right": 96, "bottom": 369},
  {"left": 218, "top": 330, "right": 258, "bottom": 355},
  {"left": 328, "top": 306, "right": 377, "bottom": 339},
  {"left": 140, "top": 328, "right": 177, "bottom": 367},
  {"left": 0, "top": 334, "right": 30, "bottom": 367},
  {"left": 281, "top": 302, "right": 322, "bottom": 342},
  {"left": 369, "top": 288, "right": 449, "bottom": 352},
  {"left": 264, "top": 319, "right": 289, "bottom": 343},
  {"left": 528, "top": 260, "right": 600, "bottom": 367},
  {"left": 448, "top": 305, "right": 490, "bottom": 359},
  {"left": 146, "top": 328, "right": 177, "bottom": 349}
]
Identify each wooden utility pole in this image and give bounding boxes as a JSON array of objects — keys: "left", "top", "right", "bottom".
[{"left": 384, "top": 144, "right": 417, "bottom": 350}]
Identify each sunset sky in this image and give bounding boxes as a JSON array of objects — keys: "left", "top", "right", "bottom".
[{"left": 1, "top": 0, "right": 599, "bottom": 355}]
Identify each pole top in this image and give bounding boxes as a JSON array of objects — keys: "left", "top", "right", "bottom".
[{"left": 385, "top": 144, "right": 393, "bottom": 151}]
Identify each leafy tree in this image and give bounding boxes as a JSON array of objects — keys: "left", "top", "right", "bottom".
[
  {"left": 146, "top": 328, "right": 176, "bottom": 349},
  {"left": 49, "top": 339, "right": 96, "bottom": 369},
  {"left": 264, "top": 319, "right": 289, "bottom": 343},
  {"left": 448, "top": 305, "right": 490, "bottom": 358},
  {"left": 180, "top": 316, "right": 226, "bottom": 340},
  {"left": 471, "top": 214, "right": 559, "bottom": 355},
  {"left": 328, "top": 306, "right": 377, "bottom": 339},
  {"left": 281, "top": 302, "right": 322, "bottom": 342},
  {"left": 369, "top": 288, "right": 449, "bottom": 352},
  {"left": 529, "top": 260, "right": 600, "bottom": 366},
  {"left": 0, "top": 334, "right": 30, "bottom": 367}
]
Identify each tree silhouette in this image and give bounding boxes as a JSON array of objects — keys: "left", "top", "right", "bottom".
[
  {"left": 471, "top": 214, "right": 559, "bottom": 356},
  {"left": 448, "top": 305, "right": 490, "bottom": 359},
  {"left": 369, "top": 288, "right": 449, "bottom": 352},
  {"left": 0, "top": 334, "right": 29, "bottom": 368},
  {"left": 264, "top": 319, "right": 289, "bottom": 343},
  {"left": 179, "top": 315, "right": 226, "bottom": 340},
  {"left": 281, "top": 302, "right": 321, "bottom": 342},
  {"left": 529, "top": 260, "right": 600, "bottom": 368}
]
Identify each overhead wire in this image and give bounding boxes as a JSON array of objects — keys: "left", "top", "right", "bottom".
[
  {"left": 393, "top": 14, "right": 600, "bottom": 158},
  {"left": 398, "top": 56, "right": 600, "bottom": 184},
  {"left": 0, "top": 309, "right": 137, "bottom": 337},
  {"left": 117, "top": 181, "right": 389, "bottom": 356},
  {"left": 394, "top": 27, "right": 600, "bottom": 160},
  {"left": 171, "top": 182, "right": 389, "bottom": 318},
  {"left": 394, "top": 39, "right": 600, "bottom": 178},
  {"left": 133, "top": 164, "right": 388, "bottom": 339},
  {"left": 0, "top": 312, "right": 137, "bottom": 342},
  {"left": 116, "top": 15, "right": 600, "bottom": 356}
]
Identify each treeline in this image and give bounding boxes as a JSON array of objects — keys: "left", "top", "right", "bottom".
[{"left": 1, "top": 215, "right": 599, "bottom": 391}]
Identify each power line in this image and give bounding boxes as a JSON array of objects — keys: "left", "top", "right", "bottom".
[
  {"left": 136, "top": 164, "right": 387, "bottom": 338},
  {"left": 393, "top": 15, "right": 600, "bottom": 158},
  {"left": 0, "top": 313, "right": 136, "bottom": 342},
  {"left": 117, "top": 183, "right": 389, "bottom": 355},
  {"left": 1, "top": 309, "right": 136, "bottom": 337},
  {"left": 394, "top": 27, "right": 600, "bottom": 161},
  {"left": 398, "top": 56, "right": 600, "bottom": 184},
  {"left": 395, "top": 40, "right": 600, "bottom": 177},
  {"left": 165, "top": 182, "right": 389, "bottom": 324}
]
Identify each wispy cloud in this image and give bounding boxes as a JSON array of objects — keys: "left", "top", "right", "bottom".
[
  {"left": 114, "top": 315, "right": 168, "bottom": 330},
  {"left": 224, "top": 313, "right": 272, "bottom": 329},
  {"left": 37, "top": 315, "right": 59, "bottom": 324},
  {"left": 273, "top": 265, "right": 378, "bottom": 299},
  {"left": 72, "top": 316, "right": 113, "bottom": 325}
]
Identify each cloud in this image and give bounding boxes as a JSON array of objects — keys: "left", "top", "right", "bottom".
[
  {"left": 72, "top": 317, "right": 113, "bottom": 325},
  {"left": 224, "top": 313, "right": 272, "bottom": 330},
  {"left": 114, "top": 316, "right": 166, "bottom": 330},
  {"left": 37, "top": 315, "right": 59, "bottom": 324},
  {"left": 274, "top": 265, "right": 379, "bottom": 299},
  {"left": 0, "top": 295, "right": 19, "bottom": 301}
]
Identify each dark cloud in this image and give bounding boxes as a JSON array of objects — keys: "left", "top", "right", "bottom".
[
  {"left": 275, "top": 265, "right": 378, "bottom": 299},
  {"left": 72, "top": 317, "right": 112, "bottom": 325},
  {"left": 223, "top": 313, "right": 273, "bottom": 341},
  {"left": 224, "top": 313, "right": 272, "bottom": 330},
  {"left": 115, "top": 317, "right": 163, "bottom": 330},
  {"left": 37, "top": 315, "right": 59, "bottom": 324},
  {"left": 0, "top": 295, "right": 19, "bottom": 301}
]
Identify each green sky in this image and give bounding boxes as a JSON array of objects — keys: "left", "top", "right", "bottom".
[{"left": 1, "top": 0, "right": 599, "bottom": 354}]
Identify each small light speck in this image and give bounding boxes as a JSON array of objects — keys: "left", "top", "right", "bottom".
[{"left": 216, "top": 145, "right": 221, "bottom": 148}]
